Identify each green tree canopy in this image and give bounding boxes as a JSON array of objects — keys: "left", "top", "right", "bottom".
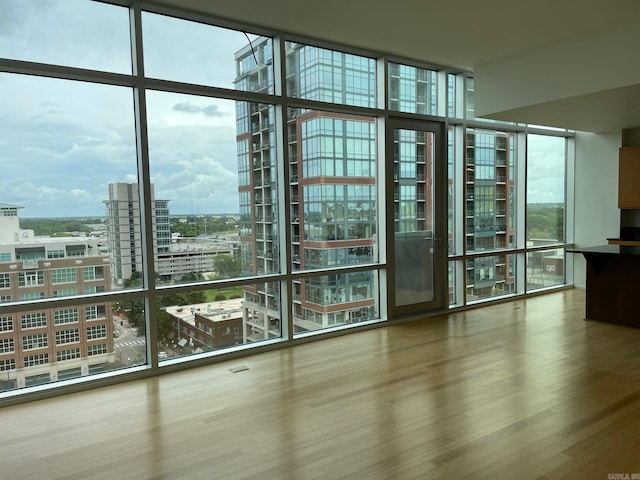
[
  {"left": 113, "top": 271, "right": 208, "bottom": 336},
  {"left": 212, "top": 254, "right": 241, "bottom": 279}
]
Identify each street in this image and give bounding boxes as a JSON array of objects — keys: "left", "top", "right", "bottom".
[{"left": 113, "top": 317, "right": 146, "bottom": 365}]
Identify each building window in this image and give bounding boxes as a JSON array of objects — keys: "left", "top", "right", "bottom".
[
  {"left": 88, "top": 344, "right": 107, "bottom": 356},
  {"left": 0, "top": 338, "right": 15, "bottom": 354},
  {"left": 51, "top": 268, "right": 77, "bottom": 284},
  {"left": 20, "top": 312, "right": 47, "bottom": 329},
  {"left": 52, "top": 288, "right": 78, "bottom": 298},
  {"left": 0, "top": 0, "right": 574, "bottom": 399},
  {"left": 56, "top": 348, "right": 81, "bottom": 362},
  {"left": 19, "top": 292, "right": 45, "bottom": 301},
  {"left": 18, "top": 271, "right": 44, "bottom": 287},
  {"left": 66, "top": 247, "right": 86, "bottom": 257},
  {"left": 83, "top": 266, "right": 104, "bottom": 281},
  {"left": 54, "top": 309, "right": 79, "bottom": 325},
  {"left": 0, "top": 359, "right": 16, "bottom": 371},
  {"left": 0, "top": 316, "right": 13, "bottom": 332},
  {"left": 86, "top": 325, "right": 107, "bottom": 340},
  {"left": 24, "top": 354, "right": 49, "bottom": 367},
  {"left": 286, "top": 43, "right": 376, "bottom": 108},
  {"left": 85, "top": 305, "right": 106, "bottom": 320},
  {"left": 55, "top": 329, "right": 80, "bottom": 345},
  {"left": 388, "top": 62, "right": 437, "bottom": 115},
  {"left": 22, "top": 333, "right": 48, "bottom": 350},
  {"left": 84, "top": 286, "right": 106, "bottom": 294}
]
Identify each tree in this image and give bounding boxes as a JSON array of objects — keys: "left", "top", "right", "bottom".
[
  {"left": 113, "top": 271, "right": 147, "bottom": 335},
  {"left": 526, "top": 205, "right": 564, "bottom": 242},
  {"left": 213, "top": 254, "right": 241, "bottom": 279},
  {"left": 113, "top": 271, "right": 209, "bottom": 337}
]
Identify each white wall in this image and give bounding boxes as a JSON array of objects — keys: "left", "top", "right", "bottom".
[
  {"left": 474, "top": 22, "right": 640, "bottom": 132},
  {"left": 572, "top": 131, "right": 621, "bottom": 287}
]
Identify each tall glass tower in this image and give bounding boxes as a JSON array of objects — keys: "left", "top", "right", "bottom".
[{"left": 235, "top": 39, "right": 379, "bottom": 339}]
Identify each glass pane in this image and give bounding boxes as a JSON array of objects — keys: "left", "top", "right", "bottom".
[
  {"left": 288, "top": 109, "right": 378, "bottom": 272},
  {"left": 465, "top": 76, "right": 512, "bottom": 124},
  {"left": 465, "top": 129, "right": 517, "bottom": 252},
  {"left": 113, "top": 302, "right": 147, "bottom": 368},
  {"left": 0, "top": 73, "right": 141, "bottom": 391},
  {"left": 285, "top": 42, "right": 375, "bottom": 107},
  {"left": 158, "top": 282, "right": 281, "bottom": 361},
  {"left": 448, "top": 261, "right": 457, "bottom": 306},
  {"left": 146, "top": 91, "right": 279, "bottom": 283},
  {"left": 526, "top": 134, "right": 565, "bottom": 244},
  {"left": 143, "top": 12, "right": 273, "bottom": 92},
  {"left": 447, "top": 126, "right": 456, "bottom": 255},
  {"left": 393, "top": 128, "right": 435, "bottom": 306},
  {"left": 0, "top": 0, "right": 131, "bottom": 74},
  {"left": 388, "top": 62, "right": 437, "bottom": 115},
  {"left": 0, "top": 73, "right": 138, "bottom": 297},
  {"left": 447, "top": 73, "right": 457, "bottom": 118},
  {"left": 465, "top": 77, "right": 475, "bottom": 120},
  {"left": 527, "top": 248, "right": 565, "bottom": 291},
  {"left": 466, "top": 254, "right": 516, "bottom": 301},
  {"left": 293, "top": 271, "right": 379, "bottom": 335},
  {"left": 0, "top": 298, "right": 140, "bottom": 392}
]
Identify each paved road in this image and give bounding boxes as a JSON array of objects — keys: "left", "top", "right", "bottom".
[{"left": 113, "top": 318, "right": 146, "bottom": 364}]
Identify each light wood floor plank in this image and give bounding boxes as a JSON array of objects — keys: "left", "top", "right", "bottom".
[{"left": 2, "top": 288, "right": 640, "bottom": 479}]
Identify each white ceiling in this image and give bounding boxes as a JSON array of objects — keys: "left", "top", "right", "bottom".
[{"left": 155, "top": 0, "right": 640, "bottom": 133}]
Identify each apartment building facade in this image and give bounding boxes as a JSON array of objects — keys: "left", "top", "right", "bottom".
[
  {"left": 235, "top": 40, "right": 381, "bottom": 340},
  {"left": 0, "top": 204, "right": 114, "bottom": 389}
]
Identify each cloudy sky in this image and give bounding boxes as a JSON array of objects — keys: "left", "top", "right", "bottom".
[
  {"left": 527, "top": 134, "right": 566, "bottom": 204},
  {"left": 0, "top": 0, "right": 254, "bottom": 217},
  {"left": 0, "top": 0, "right": 566, "bottom": 218}
]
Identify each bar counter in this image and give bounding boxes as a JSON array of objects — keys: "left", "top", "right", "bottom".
[{"left": 569, "top": 244, "right": 640, "bottom": 327}]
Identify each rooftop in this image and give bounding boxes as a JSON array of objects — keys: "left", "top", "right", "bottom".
[{"left": 165, "top": 298, "right": 244, "bottom": 325}]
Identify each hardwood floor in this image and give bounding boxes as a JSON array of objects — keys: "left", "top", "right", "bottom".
[{"left": 2, "top": 288, "right": 640, "bottom": 479}]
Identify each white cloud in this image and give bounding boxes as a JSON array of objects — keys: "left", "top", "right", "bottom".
[
  {"left": 0, "top": 0, "right": 131, "bottom": 73},
  {"left": 526, "top": 134, "right": 566, "bottom": 204},
  {"left": 0, "top": 1, "right": 263, "bottom": 218}
]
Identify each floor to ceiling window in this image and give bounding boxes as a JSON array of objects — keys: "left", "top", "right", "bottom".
[{"left": 0, "top": 0, "right": 573, "bottom": 400}]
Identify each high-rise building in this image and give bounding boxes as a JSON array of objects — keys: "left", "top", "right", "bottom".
[
  {"left": 464, "top": 129, "right": 517, "bottom": 298},
  {"left": 104, "top": 183, "right": 240, "bottom": 287},
  {"left": 104, "top": 183, "right": 171, "bottom": 285},
  {"left": 235, "top": 40, "right": 380, "bottom": 339},
  {"left": 0, "top": 203, "right": 114, "bottom": 389}
]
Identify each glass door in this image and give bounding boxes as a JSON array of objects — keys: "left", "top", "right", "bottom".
[{"left": 387, "top": 118, "right": 446, "bottom": 316}]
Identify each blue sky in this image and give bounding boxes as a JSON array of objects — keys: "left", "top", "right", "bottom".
[{"left": 0, "top": 0, "right": 566, "bottom": 218}]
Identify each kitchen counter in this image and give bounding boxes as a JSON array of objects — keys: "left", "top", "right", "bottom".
[
  {"left": 569, "top": 244, "right": 640, "bottom": 255},
  {"left": 570, "top": 245, "right": 640, "bottom": 327}
]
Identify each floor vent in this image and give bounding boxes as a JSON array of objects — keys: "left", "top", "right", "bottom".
[{"left": 229, "top": 365, "right": 249, "bottom": 373}]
